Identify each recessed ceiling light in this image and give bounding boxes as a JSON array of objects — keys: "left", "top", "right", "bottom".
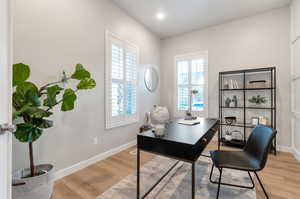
[{"left": 156, "top": 12, "right": 166, "bottom": 20}]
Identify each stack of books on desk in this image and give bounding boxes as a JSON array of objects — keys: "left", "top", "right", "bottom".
[{"left": 177, "top": 118, "right": 201, "bottom": 126}]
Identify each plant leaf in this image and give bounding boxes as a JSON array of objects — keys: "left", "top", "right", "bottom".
[
  {"left": 13, "top": 92, "right": 26, "bottom": 109},
  {"left": 14, "top": 82, "right": 40, "bottom": 107},
  {"left": 16, "top": 81, "right": 38, "bottom": 94},
  {"left": 32, "top": 118, "right": 53, "bottom": 129},
  {"left": 25, "top": 107, "right": 53, "bottom": 118},
  {"left": 12, "top": 103, "right": 31, "bottom": 120},
  {"left": 13, "top": 63, "right": 30, "bottom": 87},
  {"left": 76, "top": 78, "right": 96, "bottom": 90},
  {"left": 71, "top": 64, "right": 91, "bottom": 80},
  {"left": 14, "top": 123, "right": 42, "bottom": 143},
  {"left": 26, "top": 89, "right": 41, "bottom": 107},
  {"left": 43, "top": 85, "right": 63, "bottom": 108},
  {"left": 61, "top": 89, "right": 77, "bottom": 111}
]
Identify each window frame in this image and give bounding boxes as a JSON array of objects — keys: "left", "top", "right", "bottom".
[
  {"left": 174, "top": 51, "right": 208, "bottom": 118},
  {"left": 105, "top": 31, "right": 139, "bottom": 129}
]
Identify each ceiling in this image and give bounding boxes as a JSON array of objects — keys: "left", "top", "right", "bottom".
[{"left": 112, "top": 0, "right": 291, "bottom": 39}]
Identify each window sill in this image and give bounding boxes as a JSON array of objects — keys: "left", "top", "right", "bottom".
[{"left": 106, "top": 117, "right": 139, "bottom": 129}]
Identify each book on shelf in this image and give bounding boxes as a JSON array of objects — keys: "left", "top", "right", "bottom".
[{"left": 227, "top": 79, "right": 239, "bottom": 89}]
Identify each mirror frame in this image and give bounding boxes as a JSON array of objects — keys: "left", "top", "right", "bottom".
[{"left": 144, "top": 67, "right": 159, "bottom": 92}]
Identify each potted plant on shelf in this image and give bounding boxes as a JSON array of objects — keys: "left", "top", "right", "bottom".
[
  {"left": 12, "top": 63, "right": 96, "bottom": 199},
  {"left": 248, "top": 95, "right": 267, "bottom": 107}
]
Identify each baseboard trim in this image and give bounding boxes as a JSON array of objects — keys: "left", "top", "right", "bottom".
[
  {"left": 52, "top": 139, "right": 137, "bottom": 181},
  {"left": 292, "top": 147, "right": 300, "bottom": 162},
  {"left": 277, "top": 145, "right": 293, "bottom": 153},
  {"left": 51, "top": 139, "right": 300, "bottom": 181}
]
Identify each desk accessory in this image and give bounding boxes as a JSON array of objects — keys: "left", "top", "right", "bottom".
[{"left": 185, "top": 89, "right": 199, "bottom": 120}]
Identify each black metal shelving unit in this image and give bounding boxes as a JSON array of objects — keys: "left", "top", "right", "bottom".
[{"left": 219, "top": 67, "right": 277, "bottom": 154}]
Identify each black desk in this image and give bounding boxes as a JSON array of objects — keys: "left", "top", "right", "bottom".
[{"left": 137, "top": 118, "right": 220, "bottom": 199}]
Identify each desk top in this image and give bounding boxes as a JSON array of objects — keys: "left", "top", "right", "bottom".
[{"left": 138, "top": 118, "right": 219, "bottom": 146}]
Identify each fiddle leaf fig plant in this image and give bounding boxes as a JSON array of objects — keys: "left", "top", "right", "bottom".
[{"left": 12, "top": 63, "right": 96, "bottom": 177}]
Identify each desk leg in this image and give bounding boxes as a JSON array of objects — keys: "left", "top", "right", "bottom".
[
  {"left": 218, "top": 125, "right": 220, "bottom": 150},
  {"left": 192, "top": 162, "right": 195, "bottom": 199},
  {"left": 137, "top": 148, "right": 140, "bottom": 199}
]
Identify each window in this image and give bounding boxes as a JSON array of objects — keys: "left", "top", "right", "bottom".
[
  {"left": 105, "top": 31, "right": 139, "bottom": 128},
  {"left": 175, "top": 51, "right": 208, "bottom": 117}
]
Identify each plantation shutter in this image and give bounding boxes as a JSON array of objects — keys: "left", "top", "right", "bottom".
[
  {"left": 111, "top": 44, "right": 124, "bottom": 117},
  {"left": 177, "top": 60, "right": 189, "bottom": 111},
  {"left": 125, "top": 49, "right": 137, "bottom": 115},
  {"left": 106, "top": 32, "right": 139, "bottom": 129}
]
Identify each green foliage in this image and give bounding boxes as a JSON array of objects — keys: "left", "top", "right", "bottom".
[
  {"left": 12, "top": 63, "right": 96, "bottom": 143},
  {"left": 71, "top": 64, "right": 91, "bottom": 80},
  {"left": 77, "top": 78, "right": 96, "bottom": 90},
  {"left": 14, "top": 123, "right": 42, "bottom": 142},
  {"left": 61, "top": 89, "right": 77, "bottom": 111},
  {"left": 248, "top": 95, "right": 267, "bottom": 105},
  {"left": 25, "top": 107, "right": 53, "bottom": 118},
  {"left": 13, "top": 63, "right": 30, "bottom": 87},
  {"left": 43, "top": 85, "right": 63, "bottom": 108},
  {"left": 31, "top": 118, "right": 53, "bottom": 129},
  {"left": 14, "top": 82, "right": 40, "bottom": 107},
  {"left": 12, "top": 63, "right": 96, "bottom": 176},
  {"left": 12, "top": 103, "right": 31, "bottom": 120}
]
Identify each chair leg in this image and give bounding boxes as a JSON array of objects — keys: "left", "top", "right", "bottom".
[
  {"left": 247, "top": 171, "right": 255, "bottom": 189},
  {"left": 209, "top": 164, "right": 215, "bottom": 183},
  {"left": 216, "top": 168, "right": 222, "bottom": 199},
  {"left": 209, "top": 164, "right": 255, "bottom": 189},
  {"left": 254, "top": 172, "right": 269, "bottom": 199}
]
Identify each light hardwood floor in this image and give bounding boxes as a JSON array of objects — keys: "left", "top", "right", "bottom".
[{"left": 51, "top": 141, "right": 300, "bottom": 199}]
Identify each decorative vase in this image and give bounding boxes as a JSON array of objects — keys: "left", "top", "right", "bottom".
[
  {"left": 232, "top": 95, "right": 238, "bottom": 107},
  {"left": 229, "top": 101, "right": 235, "bottom": 107},
  {"left": 153, "top": 124, "right": 165, "bottom": 137},
  {"left": 12, "top": 164, "right": 54, "bottom": 199},
  {"left": 149, "top": 105, "right": 170, "bottom": 126},
  {"left": 225, "top": 97, "right": 231, "bottom": 107}
]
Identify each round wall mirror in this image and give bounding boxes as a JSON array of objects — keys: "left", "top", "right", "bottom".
[{"left": 144, "top": 67, "right": 159, "bottom": 92}]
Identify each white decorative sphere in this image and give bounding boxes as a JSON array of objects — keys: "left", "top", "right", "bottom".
[{"left": 150, "top": 106, "right": 170, "bottom": 125}]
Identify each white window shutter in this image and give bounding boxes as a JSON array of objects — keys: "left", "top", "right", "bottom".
[
  {"left": 126, "top": 51, "right": 137, "bottom": 115},
  {"left": 178, "top": 86, "right": 189, "bottom": 111},
  {"left": 111, "top": 81, "right": 124, "bottom": 117},
  {"left": 111, "top": 44, "right": 124, "bottom": 80}
]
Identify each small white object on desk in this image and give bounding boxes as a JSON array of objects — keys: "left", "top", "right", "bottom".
[
  {"left": 178, "top": 118, "right": 201, "bottom": 126},
  {"left": 153, "top": 124, "right": 165, "bottom": 137}
]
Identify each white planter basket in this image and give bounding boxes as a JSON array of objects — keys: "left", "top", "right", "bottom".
[{"left": 12, "top": 164, "right": 54, "bottom": 199}]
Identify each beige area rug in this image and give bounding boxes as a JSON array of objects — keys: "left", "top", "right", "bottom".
[{"left": 98, "top": 155, "right": 256, "bottom": 199}]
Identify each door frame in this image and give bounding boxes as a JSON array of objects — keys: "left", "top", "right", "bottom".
[
  {"left": 291, "top": 0, "right": 300, "bottom": 156},
  {"left": 0, "top": 0, "right": 12, "bottom": 198}
]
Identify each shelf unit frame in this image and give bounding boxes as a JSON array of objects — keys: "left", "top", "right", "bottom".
[{"left": 218, "top": 67, "right": 277, "bottom": 154}]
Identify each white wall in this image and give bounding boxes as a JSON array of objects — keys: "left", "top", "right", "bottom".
[
  {"left": 161, "top": 7, "right": 291, "bottom": 147},
  {"left": 12, "top": 0, "right": 160, "bottom": 172},
  {"left": 291, "top": 0, "right": 300, "bottom": 159}
]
